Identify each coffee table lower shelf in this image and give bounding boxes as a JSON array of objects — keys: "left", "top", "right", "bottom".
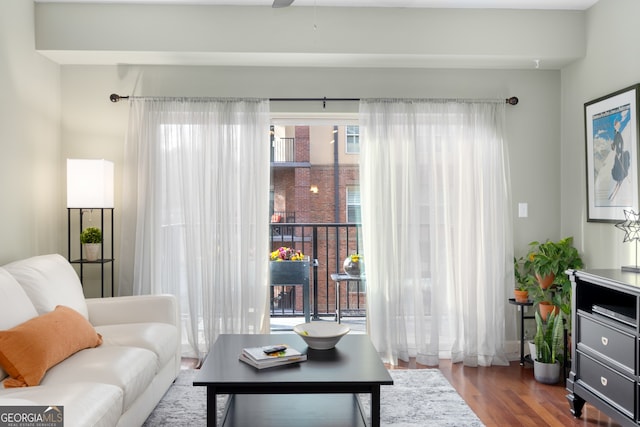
[{"left": 220, "top": 393, "right": 368, "bottom": 427}]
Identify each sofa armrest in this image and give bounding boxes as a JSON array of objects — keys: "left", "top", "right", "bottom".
[{"left": 86, "top": 295, "right": 179, "bottom": 327}]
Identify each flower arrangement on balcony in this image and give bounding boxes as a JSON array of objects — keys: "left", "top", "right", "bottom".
[{"left": 270, "top": 246, "right": 305, "bottom": 261}]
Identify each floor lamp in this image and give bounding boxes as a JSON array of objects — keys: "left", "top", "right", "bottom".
[
  {"left": 66, "top": 159, "right": 115, "bottom": 296},
  {"left": 67, "top": 159, "right": 114, "bottom": 209}
]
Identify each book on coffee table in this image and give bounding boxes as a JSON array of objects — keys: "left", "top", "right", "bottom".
[{"left": 240, "top": 344, "right": 307, "bottom": 369}]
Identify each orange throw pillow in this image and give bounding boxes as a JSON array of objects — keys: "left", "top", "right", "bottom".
[{"left": 0, "top": 305, "right": 102, "bottom": 388}]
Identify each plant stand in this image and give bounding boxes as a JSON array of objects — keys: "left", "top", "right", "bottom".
[
  {"left": 508, "top": 298, "right": 534, "bottom": 366},
  {"left": 331, "top": 273, "right": 365, "bottom": 324},
  {"left": 67, "top": 208, "right": 114, "bottom": 297}
]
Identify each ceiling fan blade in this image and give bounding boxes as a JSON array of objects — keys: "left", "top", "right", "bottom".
[{"left": 272, "top": 0, "right": 295, "bottom": 8}]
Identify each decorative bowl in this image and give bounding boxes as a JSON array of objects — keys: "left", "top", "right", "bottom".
[{"left": 293, "top": 322, "right": 350, "bottom": 350}]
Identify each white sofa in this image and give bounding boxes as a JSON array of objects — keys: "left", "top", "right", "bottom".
[{"left": 0, "top": 254, "right": 180, "bottom": 427}]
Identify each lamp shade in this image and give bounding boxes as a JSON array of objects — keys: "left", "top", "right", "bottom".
[{"left": 67, "top": 159, "right": 114, "bottom": 208}]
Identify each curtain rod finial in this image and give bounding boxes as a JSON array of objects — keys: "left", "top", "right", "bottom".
[
  {"left": 110, "top": 94, "right": 129, "bottom": 102},
  {"left": 506, "top": 97, "right": 519, "bottom": 105}
]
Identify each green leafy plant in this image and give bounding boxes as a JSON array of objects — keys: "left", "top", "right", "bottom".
[
  {"left": 525, "top": 237, "right": 583, "bottom": 283},
  {"left": 525, "top": 237, "right": 583, "bottom": 329},
  {"left": 80, "top": 227, "right": 102, "bottom": 244},
  {"left": 513, "top": 256, "right": 534, "bottom": 291},
  {"left": 534, "top": 310, "right": 563, "bottom": 364}
]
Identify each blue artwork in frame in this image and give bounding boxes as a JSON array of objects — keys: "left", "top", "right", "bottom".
[{"left": 585, "top": 84, "right": 640, "bottom": 222}]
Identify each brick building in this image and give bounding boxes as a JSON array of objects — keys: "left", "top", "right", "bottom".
[{"left": 270, "top": 124, "right": 364, "bottom": 319}]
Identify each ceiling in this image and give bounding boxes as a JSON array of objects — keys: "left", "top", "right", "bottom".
[
  {"left": 34, "top": 0, "right": 596, "bottom": 69},
  {"left": 34, "top": 0, "right": 599, "bottom": 10}
]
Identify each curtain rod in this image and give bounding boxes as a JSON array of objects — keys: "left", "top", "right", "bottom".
[{"left": 109, "top": 94, "right": 519, "bottom": 107}]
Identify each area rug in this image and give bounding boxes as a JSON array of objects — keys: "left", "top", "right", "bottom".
[{"left": 143, "top": 369, "right": 485, "bottom": 426}]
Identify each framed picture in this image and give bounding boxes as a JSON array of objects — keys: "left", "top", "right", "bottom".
[{"left": 585, "top": 84, "right": 640, "bottom": 222}]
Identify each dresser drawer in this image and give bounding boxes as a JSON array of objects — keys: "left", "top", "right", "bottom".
[
  {"left": 577, "top": 352, "right": 635, "bottom": 417},
  {"left": 578, "top": 315, "right": 635, "bottom": 371}
]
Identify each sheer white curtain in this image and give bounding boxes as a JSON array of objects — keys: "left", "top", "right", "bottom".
[
  {"left": 360, "top": 99, "right": 513, "bottom": 367},
  {"left": 119, "top": 98, "right": 271, "bottom": 359}
]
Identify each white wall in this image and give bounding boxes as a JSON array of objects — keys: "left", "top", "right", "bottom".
[
  {"left": 0, "top": 0, "right": 61, "bottom": 264},
  {"left": 561, "top": 0, "right": 640, "bottom": 269}
]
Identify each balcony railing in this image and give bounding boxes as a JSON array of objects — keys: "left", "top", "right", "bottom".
[
  {"left": 271, "top": 211, "right": 296, "bottom": 223},
  {"left": 271, "top": 211, "right": 296, "bottom": 236},
  {"left": 269, "top": 223, "right": 365, "bottom": 320},
  {"left": 271, "top": 137, "right": 296, "bottom": 163}
]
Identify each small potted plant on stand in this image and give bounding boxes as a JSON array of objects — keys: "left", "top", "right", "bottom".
[
  {"left": 533, "top": 310, "right": 563, "bottom": 384},
  {"left": 513, "top": 256, "right": 533, "bottom": 303},
  {"left": 81, "top": 227, "right": 102, "bottom": 261}
]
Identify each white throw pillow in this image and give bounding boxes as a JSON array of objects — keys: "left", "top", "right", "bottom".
[
  {"left": 3, "top": 254, "right": 88, "bottom": 319},
  {"left": 0, "top": 267, "right": 39, "bottom": 382}
]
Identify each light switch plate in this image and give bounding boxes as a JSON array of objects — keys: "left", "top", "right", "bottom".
[{"left": 518, "top": 203, "right": 528, "bottom": 218}]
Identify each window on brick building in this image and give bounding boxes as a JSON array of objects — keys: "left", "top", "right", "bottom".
[
  {"left": 346, "top": 186, "right": 361, "bottom": 223},
  {"left": 346, "top": 125, "right": 360, "bottom": 154}
]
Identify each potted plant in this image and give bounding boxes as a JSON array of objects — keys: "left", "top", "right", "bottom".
[
  {"left": 513, "top": 256, "right": 533, "bottom": 303},
  {"left": 525, "top": 237, "right": 583, "bottom": 289},
  {"left": 533, "top": 310, "right": 564, "bottom": 384},
  {"left": 269, "top": 246, "right": 309, "bottom": 287},
  {"left": 525, "top": 240, "right": 562, "bottom": 288},
  {"left": 270, "top": 246, "right": 305, "bottom": 262},
  {"left": 80, "top": 227, "right": 102, "bottom": 261},
  {"left": 343, "top": 253, "right": 363, "bottom": 278},
  {"left": 269, "top": 246, "right": 311, "bottom": 322},
  {"left": 528, "top": 286, "right": 558, "bottom": 321},
  {"left": 525, "top": 237, "right": 584, "bottom": 322}
]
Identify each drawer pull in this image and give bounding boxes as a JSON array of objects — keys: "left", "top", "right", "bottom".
[
  {"left": 601, "top": 376, "right": 608, "bottom": 387},
  {"left": 601, "top": 336, "right": 608, "bottom": 346}
]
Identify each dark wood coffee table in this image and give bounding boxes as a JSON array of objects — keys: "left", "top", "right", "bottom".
[{"left": 194, "top": 333, "right": 393, "bottom": 427}]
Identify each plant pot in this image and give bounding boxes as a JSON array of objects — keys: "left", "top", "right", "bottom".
[
  {"left": 83, "top": 243, "right": 101, "bottom": 261},
  {"left": 533, "top": 360, "right": 561, "bottom": 384},
  {"left": 535, "top": 273, "right": 555, "bottom": 289},
  {"left": 538, "top": 301, "right": 558, "bottom": 321},
  {"left": 536, "top": 273, "right": 555, "bottom": 289},
  {"left": 514, "top": 289, "right": 529, "bottom": 303},
  {"left": 270, "top": 259, "right": 310, "bottom": 284},
  {"left": 343, "top": 257, "right": 362, "bottom": 278}
]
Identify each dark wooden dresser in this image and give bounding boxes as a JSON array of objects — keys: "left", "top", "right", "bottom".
[{"left": 566, "top": 269, "right": 640, "bottom": 426}]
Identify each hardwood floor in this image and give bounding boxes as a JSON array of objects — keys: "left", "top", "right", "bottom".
[
  {"left": 424, "top": 360, "right": 622, "bottom": 427},
  {"left": 181, "top": 357, "right": 622, "bottom": 426}
]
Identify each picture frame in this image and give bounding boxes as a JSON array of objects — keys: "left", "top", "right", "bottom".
[{"left": 585, "top": 84, "right": 640, "bottom": 222}]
